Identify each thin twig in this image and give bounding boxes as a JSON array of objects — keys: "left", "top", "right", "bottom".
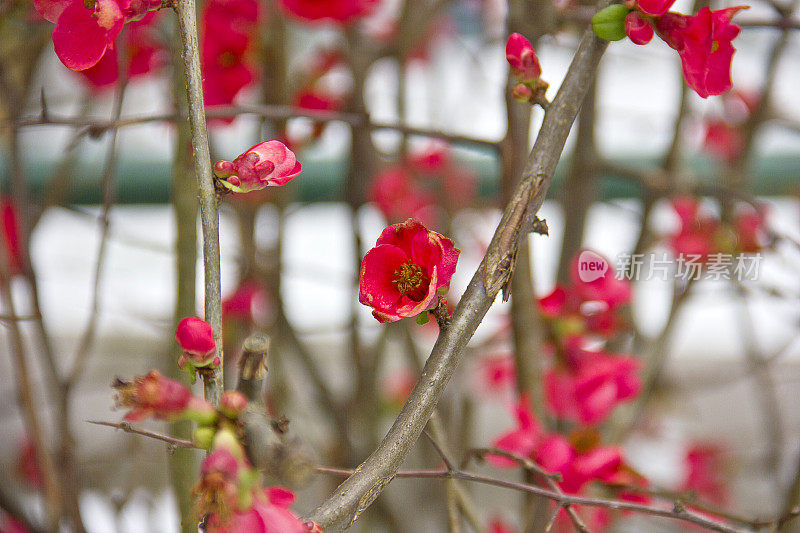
[
  {"left": 315, "top": 465, "right": 754, "bottom": 533},
  {"left": 87, "top": 420, "right": 196, "bottom": 448}
]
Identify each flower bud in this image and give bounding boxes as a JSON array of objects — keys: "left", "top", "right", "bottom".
[
  {"left": 175, "top": 317, "right": 217, "bottom": 372},
  {"left": 505, "top": 33, "right": 541, "bottom": 82},
  {"left": 511, "top": 83, "right": 534, "bottom": 103},
  {"left": 220, "top": 390, "right": 248, "bottom": 418},
  {"left": 193, "top": 426, "right": 216, "bottom": 449},
  {"left": 214, "top": 141, "right": 302, "bottom": 193},
  {"left": 625, "top": 11, "right": 654, "bottom": 45},
  {"left": 184, "top": 396, "right": 218, "bottom": 425}
]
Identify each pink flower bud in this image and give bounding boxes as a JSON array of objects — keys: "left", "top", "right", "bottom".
[
  {"left": 625, "top": 11, "right": 654, "bottom": 45},
  {"left": 113, "top": 370, "right": 192, "bottom": 422},
  {"left": 175, "top": 317, "right": 217, "bottom": 369},
  {"left": 505, "top": 33, "right": 541, "bottom": 82},
  {"left": 214, "top": 141, "right": 302, "bottom": 193},
  {"left": 220, "top": 390, "right": 248, "bottom": 418},
  {"left": 511, "top": 83, "right": 534, "bottom": 102}
]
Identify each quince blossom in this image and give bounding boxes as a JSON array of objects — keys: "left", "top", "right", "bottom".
[
  {"left": 113, "top": 370, "right": 192, "bottom": 422},
  {"left": 655, "top": 6, "right": 748, "bottom": 98},
  {"left": 35, "top": 0, "right": 160, "bottom": 71},
  {"left": 359, "top": 219, "right": 460, "bottom": 323},
  {"left": 201, "top": 0, "right": 260, "bottom": 115},
  {"left": 214, "top": 141, "right": 302, "bottom": 193}
]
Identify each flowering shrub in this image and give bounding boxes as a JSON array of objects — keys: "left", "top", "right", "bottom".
[{"left": 6, "top": 0, "right": 795, "bottom": 531}]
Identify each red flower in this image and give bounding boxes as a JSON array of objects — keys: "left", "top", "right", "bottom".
[
  {"left": 359, "top": 219, "right": 459, "bottom": 323},
  {"left": 625, "top": 11, "right": 654, "bottom": 45},
  {"left": 704, "top": 120, "right": 744, "bottom": 161},
  {"left": 480, "top": 355, "right": 517, "bottom": 395},
  {"left": 78, "top": 12, "right": 166, "bottom": 89},
  {"left": 680, "top": 443, "right": 729, "bottom": 507},
  {"left": 569, "top": 251, "right": 631, "bottom": 310},
  {"left": 201, "top": 0, "right": 259, "bottom": 115},
  {"left": 278, "top": 0, "right": 377, "bottom": 24},
  {"left": 175, "top": 316, "right": 218, "bottom": 370},
  {"left": 545, "top": 340, "right": 641, "bottom": 425},
  {"left": 734, "top": 208, "right": 766, "bottom": 253},
  {"left": 667, "top": 197, "right": 718, "bottom": 259},
  {"left": 35, "top": 0, "right": 159, "bottom": 71},
  {"left": 214, "top": 141, "right": 302, "bottom": 193},
  {"left": 505, "top": 33, "right": 541, "bottom": 82},
  {"left": 656, "top": 6, "right": 748, "bottom": 98},
  {"left": 0, "top": 198, "right": 24, "bottom": 276},
  {"left": 488, "top": 395, "right": 541, "bottom": 468},
  {"left": 113, "top": 370, "right": 192, "bottom": 422},
  {"left": 222, "top": 280, "right": 270, "bottom": 323},
  {"left": 368, "top": 166, "right": 436, "bottom": 224},
  {"left": 635, "top": 0, "right": 675, "bottom": 17}
]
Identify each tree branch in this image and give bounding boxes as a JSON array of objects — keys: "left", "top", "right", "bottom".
[
  {"left": 173, "top": 0, "right": 223, "bottom": 405},
  {"left": 305, "top": 16, "right": 609, "bottom": 530}
]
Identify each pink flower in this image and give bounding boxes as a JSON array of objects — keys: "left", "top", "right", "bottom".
[
  {"left": 278, "top": 0, "right": 377, "bottom": 24},
  {"left": 704, "top": 120, "right": 744, "bottom": 161},
  {"left": 175, "top": 316, "right": 218, "bottom": 370},
  {"left": 625, "top": 11, "right": 654, "bottom": 44},
  {"left": 505, "top": 33, "right": 541, "bottom": 82},
  {"left": 113, "top": 370, "right": 192, "bottom": 422},
  {"left": 667, "top": 197, "right": 718, "bottom": 259},
  {"left": 735, "top": 208, "right": 766, "bottom": 253},
  {"left": 368, "top": 166, "right": 436, "bottom": 224},
  {"left": 489, "top": 518, "right": 517, "bottom": 533},
  {"left": 480, "top": 355, "right": 517, "bottom": 394},
  {"left": 545, "top": 341, "right": 642, "bottom": 425},
  {"left": 656, "top": 6, "right": 748, "bottom": 98},
  {"left": 488, "top": 395, "right": 541, "bottom": 468},
  {"left": 569, "top": 251, "right": 631, "bottom": 310},
  {"left": 222, "top": 280, "right": 270, "bottom": 324},
  {"left": 214, "top": 141, "right": 302, "bottom": 193},
  {"left": 359, "top": 219, "right": 460, "bottom": 323},
  {"left": 573, "top": 355, "right": 642, "bottom": 425},
  {"left": 561, "top": 445, "right": 623, "bottom": 493},
  {"left": 681, "top": 443, "right": 729, "bottom": 507},
  {"left": 0, "top": 198, "right": 24, "bottom": 277}
]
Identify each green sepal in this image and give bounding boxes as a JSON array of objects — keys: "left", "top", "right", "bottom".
[
  {"left": 416, "top": 313, "right": 430, "bottom": 325},
  {"left": 591, "top": 4, "right": 631, "bottom": 41}
]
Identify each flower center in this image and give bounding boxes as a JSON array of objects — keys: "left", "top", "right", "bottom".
[{"left": 392, "top": 261, "right": 430, "bottom": 302}]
